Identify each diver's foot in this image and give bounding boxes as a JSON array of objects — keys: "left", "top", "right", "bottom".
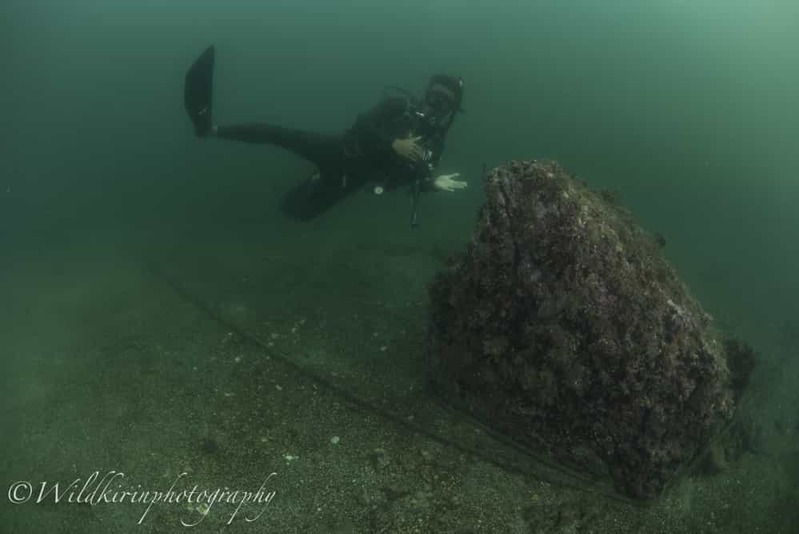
[{"left": 192, "top": 107, "right": 215, "bottom": 137}]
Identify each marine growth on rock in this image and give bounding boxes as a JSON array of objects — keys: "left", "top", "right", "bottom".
[{"left": 429, "top": 159, "right": 740, "bottom": 499}]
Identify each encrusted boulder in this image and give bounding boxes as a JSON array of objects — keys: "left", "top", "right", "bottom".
[{"left": 429, "top": 160, "right": 739, "bottom": 499}]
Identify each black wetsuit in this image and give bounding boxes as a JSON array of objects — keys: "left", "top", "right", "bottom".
[{"left": 215, "top": 96, "right": 448, "bottom": 220}]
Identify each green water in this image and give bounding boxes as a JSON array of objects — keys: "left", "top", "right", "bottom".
[{"left": 2, "top": 1, "right": 798, "bottom": 532}]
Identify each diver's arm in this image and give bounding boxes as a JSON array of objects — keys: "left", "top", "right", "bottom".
[
  {"left": 417, "top": 139, "right": 445, "bottom": 192},
  {"left": 418, "top": 147, "right": 468, "bottom": 192},
  {"left": 418, "top": 164, "right": 439, "bottom": 192}
]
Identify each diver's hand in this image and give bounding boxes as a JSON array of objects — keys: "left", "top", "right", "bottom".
[
  {"left": 432, "top": 173, "right": 467, "bottom": 192},
  {"left": 392, "top": 134, "right": 425, "bottom": 161}
]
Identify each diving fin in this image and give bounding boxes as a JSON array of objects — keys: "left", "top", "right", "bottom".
[{"left": 184, "top": 45, "right": 216, "bottom": 137}]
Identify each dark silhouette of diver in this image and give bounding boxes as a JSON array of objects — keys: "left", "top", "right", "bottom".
[{"left": 184, "top": 45, "right": 468, "bottom": 225}]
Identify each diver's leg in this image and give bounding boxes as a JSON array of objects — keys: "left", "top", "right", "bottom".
[
  {"left": 214, "top": 124, "right": 342, "bottom": 171},
  {"left": 184, "top": 47, "right": 340, "bottom": 169},
  {"left": 277, "top": 146, "right": 365, "bottom": 222}
]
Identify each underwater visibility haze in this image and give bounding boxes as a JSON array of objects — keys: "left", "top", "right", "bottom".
[{"left": 1, "top": 0, "right": 799, "bottom": 532}]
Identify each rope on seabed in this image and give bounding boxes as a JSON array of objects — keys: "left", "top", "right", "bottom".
[{"left": 146, "top": 260, "right": 642, "bottom": 506}]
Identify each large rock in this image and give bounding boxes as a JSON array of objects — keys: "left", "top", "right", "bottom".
[{"left": 429, "top": 160, "right": 738, "bottom": 499}]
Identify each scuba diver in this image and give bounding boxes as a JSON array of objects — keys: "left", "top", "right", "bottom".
[{"left": 183, "top": 45, "right": 468, "bottom": 225}]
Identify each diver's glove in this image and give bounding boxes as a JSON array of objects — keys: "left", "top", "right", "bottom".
[{"left": 432, "top": 173, "right": 467, "bottom": 192}]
